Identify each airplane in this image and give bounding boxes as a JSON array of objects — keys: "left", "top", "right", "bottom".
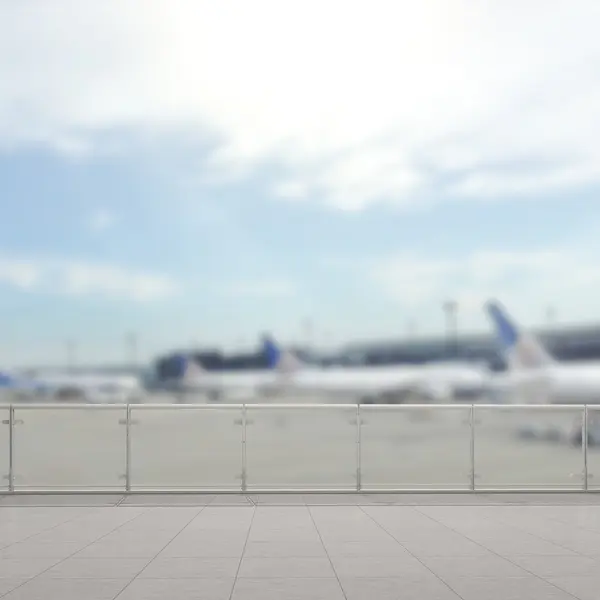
[
  {"left": 165, "top": 353, "right": 276, "bottom": 401},
  {"left": 260, "top": 336, "right": 492, "bottom": 403},
  {"left": 0, "top": 369, "right": 144, "bottom": 403},
  {"left": 0, "top": 371, "right": 46, "bottom": 401},
  {"left": 167, "top": 340, "right": 491, "bottom": 404},
  {"left": 485, "top": 299, "right": 600, "bottom": 405}
]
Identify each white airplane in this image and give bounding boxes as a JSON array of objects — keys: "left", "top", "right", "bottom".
[
  {"left": 485, "top": 300, "right": 600, "bottom": 404},
  {"left": 0, "top": 369, "right": 143, "bottom": 403},
  {"left": 168, "top": 337, "right": 491, "bottom": 404},
  {"left": 259, "top": 336, "right": 491, "bottom": 403},
  {"left": 166, "top": 353, "right": 275, "bottom": 401}
]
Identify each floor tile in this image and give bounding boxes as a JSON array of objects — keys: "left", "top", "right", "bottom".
[
  {"left": 0, "top": 543, "right": 86, "bottom": 559},
  {"left": 0, "top": 580, "right": 27, "bottom": 597},
  {"left": 548, "top": 575, "right": 600, "bottom": 600},
  {"left": 340, "top": 577, "right": 461, "bottom": 600},
  {"left": 238, "top": 557, "right": 335, "bottom": 578},
  {"left": 139, "top": 557, "right": 239, "bottom": 579},
  {"left": 243, "top": 541, "right": 326, "bottom": 558},
  {"left": 2, "top": 579, "right": 129, "bottom": 600},
  {"left": 232, "top": 578, "right": 345, "bottom": 600},
  {"left": 446, "top": 577, "right": 579, "bottom": 600},
  {"left": 42, "top": 558, "right": 150, "bottom": 579},
  {"left": 508, "top": 555, "right": 600, "bottom": 578},
  {"left": 330, "top": 555, "right": 432, "bottom": 579},
  {"left": 421, "top": 556, "right": 531, "bottom": 579},
  {"left": 0, "top": 558, "right": 60, "bottom": 579},
  {"left": 115, "top": 578, "right": 234, "bottom": 600}
]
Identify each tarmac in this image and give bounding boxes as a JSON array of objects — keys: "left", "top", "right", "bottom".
[{"left": 1, "top": 493, "right": 600, "bottom": 599}]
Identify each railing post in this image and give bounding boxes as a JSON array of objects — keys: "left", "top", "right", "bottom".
[
  {"left": 584, "top": 405, "right": 589, "bottom": 492},
  {"left": 8, "top": 405, "right": 14, "bottom": 493},
  {"left": 125, "top": 404, "right": 131, "bottom": 493},
  {"left": 470, "top": 404, "right": 475, "bottom": 491},
  {"left": 241, "top": 405, "right": 247, "bottom": 493},
  {"left": 356, "top": 404, "right": 362, "bottom": 492}
]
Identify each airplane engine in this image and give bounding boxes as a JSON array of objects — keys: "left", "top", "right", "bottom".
[
  {"left": 54, "top": 386, "right": 86, "bottom": 402},
  {"left": 359, "top": 382, "right": 454, "bottom": 405},
  {"left": 508, "top": 371, "right": 553, "bottom": 404},
  {"left": 409, "top": 382, "right": 453, "bottom": 403}
]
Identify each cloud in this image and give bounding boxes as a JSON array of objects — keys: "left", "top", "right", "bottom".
[
  {"left": 0, "top": 258, "right": 40, "bottom": 289},
  {"left": 0, "top": 256, "right": 179, "bottom": 301},
  {"left": 1, "top": 1, "right": 599, "bottom": 210},
  {"left": 370, "top": 245, "right": 600, "bottom": 331},
  {"left": 88, "top": 208, "right": 116, "bottom": 232},
  {"left": 271, "top": 181, "right": 310, "bottom": 202},
  {"left": 221, "top": 279, "right": 296, "bottom": 298}
]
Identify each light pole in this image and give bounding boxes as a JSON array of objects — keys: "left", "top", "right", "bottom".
[
  {"left": 65, "top": 339, "right": 76, "bottom": 372},
  {"left": 406, "top": 319, "right": 417, "bottom": 340},
  {"left": 126, "top": 332, "right": 138, "bottom": 369},
  {"left": 443, "top": 300, "right": 459, "bottom": 358},
  {"left": 302, "top": 317, "right": 314, "bottom": 349}
]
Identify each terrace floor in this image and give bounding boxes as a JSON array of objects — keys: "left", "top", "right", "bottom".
[{"left": 1, "top": 494, "right": 600, "bottom": 599}]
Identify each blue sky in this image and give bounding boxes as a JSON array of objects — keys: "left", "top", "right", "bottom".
[{"left": 1, "top": 0, "right": 600, "bottom": 366}]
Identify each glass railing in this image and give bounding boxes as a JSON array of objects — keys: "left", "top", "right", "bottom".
[
  {"left": 585, "top": 406, "right": 600, "bottom": 491},
  {"left": 360, "top": 405, "right": 472, "bottom": 490},
  {"left": 0, "top": 405, "right": 9, "bottom": 491},
  {"left": 10, "top": 405, "right": 126, "bottom": 491},
  {"left": 245, "top": 405, "right": 358, "bottom": 491},
  {"left": 129, "top": 405, "right": 243, "bottom": 491},
  {"left": 0, "top": 403, "right": 593, "bottom": 492},
  {"left": 473, "top": 405, "right": 584, "bottom": 490}
]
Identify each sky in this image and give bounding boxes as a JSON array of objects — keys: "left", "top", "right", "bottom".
[{"left": 1, "top": 0, "right": 600, "bottom": 367}]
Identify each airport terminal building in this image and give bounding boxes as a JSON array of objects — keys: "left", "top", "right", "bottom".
[
  {"left": 340, "top": 323, "right": 600, "bottom": 370},
  {"left": 154, "top": 322, "right": 600, "bottom": 380}
]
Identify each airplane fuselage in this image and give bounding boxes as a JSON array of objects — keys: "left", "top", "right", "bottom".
[
  {"left": 498, "top": 364, "right": 600, "bottom": 404},
  {"left": 14, "top": 372, "right": 143, "bottom": 403},
  {"left": 176, "top": 362, "right": 490, "bottom": 403},
  {"left": 261, "top": 363, "right": 490, "bottom": 402}
]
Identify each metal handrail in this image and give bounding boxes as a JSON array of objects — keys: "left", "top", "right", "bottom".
[{"left": 0, "top": 402, "right": 596, "bottom": 494}]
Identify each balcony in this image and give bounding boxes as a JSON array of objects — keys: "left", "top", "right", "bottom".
[{"left": 0, "top": 403, "right": 597, "bottom": 493}]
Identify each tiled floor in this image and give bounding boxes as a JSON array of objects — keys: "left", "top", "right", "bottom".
[{"left": 1, "top": 495, "right": 600, "bottom": 599}]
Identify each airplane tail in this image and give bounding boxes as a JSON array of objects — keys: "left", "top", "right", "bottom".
[
  {"left": 485, "top": 300, "right": 555, "bottom": 370},
  {"left": 0, "top": 371, "right": 47, "bottom": 393},
  {"left": 0, "top": 371, "right": 18, "bottom": 388},
  {"left": 261, "top": 334, "right": 305, "bottom": 374},
  {"left": 172, "top": 353, "right": 206, "bottom": 381}
]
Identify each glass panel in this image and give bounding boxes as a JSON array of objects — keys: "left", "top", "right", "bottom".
[
  {"left": 0, "top": 391, "right": 14, "bottom": 404},
  {"left": 585, "top": 407, "right": 600, "bottom": 490},
  {"left": 245, "top": 405, "right": 357, "bottom": 490},
  {"left": 0, "top": 406, "right": 9, "bottom": 490},
  {"left": 13, "top": 406, "right": 126, "bottom": 491},
  {"left": 360, "top": 406, "right": 472, "bottom": 490},
  {"left": 474, "top": 406, "right": 585, "bottom": 490},
  {"left": 130, "top": 406, "right": 243, "bottom": 490}
]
